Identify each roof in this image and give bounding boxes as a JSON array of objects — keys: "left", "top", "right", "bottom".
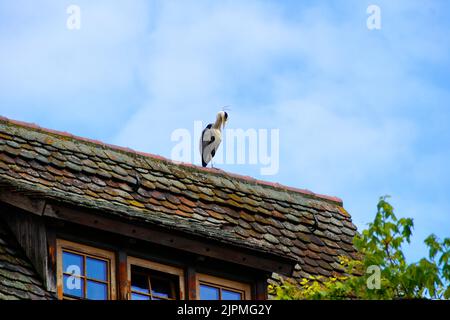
[
  {"left": 0, "top": 116, "right": 358, "bottom": 283},
  {"left": 0, "top": 219, "right": 55, "bottom": 299}
]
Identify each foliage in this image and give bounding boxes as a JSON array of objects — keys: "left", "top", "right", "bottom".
[{"left": 269, "top": 196, "right": 450, "bottom": 299}]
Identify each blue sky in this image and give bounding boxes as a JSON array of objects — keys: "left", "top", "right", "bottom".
[{"left": 1, "top": 0, "right": 449, "bottom": 262}]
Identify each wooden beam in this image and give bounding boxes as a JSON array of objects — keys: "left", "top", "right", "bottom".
[
  {"left": 186, "top": 267, "right": 197, "bottom": 300},
  {"left": 0, "top": 189, "right": 45, "bottom": 216},
  {"left": 254, "top": 278, "right": 268, "bottom": 300},
  {"left": 46, "top": 228, "right": 57, "bottom": 294},
  {"left": 117, "top": 251, "right": 129, "bottom": 300},
  {"left": 42, "top": 202, "right": 294, "bottom": 276}
]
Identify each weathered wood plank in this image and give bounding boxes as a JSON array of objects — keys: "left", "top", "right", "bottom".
[{"left": 2, "top": 209, "right": 55, "bottom": 292}]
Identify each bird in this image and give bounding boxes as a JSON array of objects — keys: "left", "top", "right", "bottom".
[{"left": 200, "top": 110, "right": 228, "bottom": 168}]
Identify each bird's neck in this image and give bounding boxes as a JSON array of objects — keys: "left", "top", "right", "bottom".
[{"left": 212, "top": 117, "right": 222, "bottom": 129}]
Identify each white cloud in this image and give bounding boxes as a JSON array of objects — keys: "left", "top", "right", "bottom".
[{"left": 0, "top": 0, "right": 150, "bottom": 97}]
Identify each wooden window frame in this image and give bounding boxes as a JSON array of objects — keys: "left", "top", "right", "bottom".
[
  {"left": 197, "top": 273, "right": 251, "bottom": 300},
  {"left": 127, "top": 256, "right": 185, "bottom": 300},
  {"left": 56, "top": 239, "right": 116, "bottom": 300}
]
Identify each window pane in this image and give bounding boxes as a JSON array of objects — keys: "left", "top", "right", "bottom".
[
  {"left": 222, "top": 289, "right": 242, "bottom": 300},
  {"left": 200, "top": 284, "right": 219, "bottom": 300},
  {"left": 87, "top": 281, "right": 107, "bottom": 300},
  {"left": 86, "top": 257, "right": 107, "bottom": 281},
  {"left": 131, "top": 293, "right": 150, "bottom": 300},
  {"left": 151, "top": 277, "right": 172, "bottom": 299},
  {"left": 131, "top": 272, "right": 150, "bottom": 294},
  {"left": 63, "top": 274, "right": 84, "bottom": 298},
  {"left": 63, "top": 251, "right": 83, "bottom": 276}
]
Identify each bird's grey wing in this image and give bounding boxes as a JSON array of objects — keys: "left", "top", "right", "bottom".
[
  {"left": 200, "top": 124, "right": 214, "bottom": 165},
  {"left": 200, "top": 124, "right": 213, "bottom": 151}
]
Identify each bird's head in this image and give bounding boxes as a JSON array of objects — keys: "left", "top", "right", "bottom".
[{"left": 217, "top": 110, "right": 229, "bottom": 129}]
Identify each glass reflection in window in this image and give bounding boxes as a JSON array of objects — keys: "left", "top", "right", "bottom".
[
  {"left": 199, "top": 283, "right": 243, "bottom": 300},
  {"left": 62, "top": 250, "right": 110, "bottom": 300}
]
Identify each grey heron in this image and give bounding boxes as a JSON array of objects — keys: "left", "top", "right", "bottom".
[{"left": 200, "top": 111, "right": 228, "bottom": 167}]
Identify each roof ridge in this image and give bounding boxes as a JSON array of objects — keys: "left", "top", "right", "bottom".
[{"left": 0, "top": 115, "right": 342, "bottom": 205}]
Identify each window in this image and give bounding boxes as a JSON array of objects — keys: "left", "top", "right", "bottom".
[
  {"left": 197, "top": 274, "right": 251, "bottom": 300},
  {"left": 56, "top": 239, "right": 116, "bottom": 300},
  {"left": 127, "top": 256, "right": 185, "bottom": 300},
  {"left": 56, "top": 240, "right": 253, "bottom": 300}
]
